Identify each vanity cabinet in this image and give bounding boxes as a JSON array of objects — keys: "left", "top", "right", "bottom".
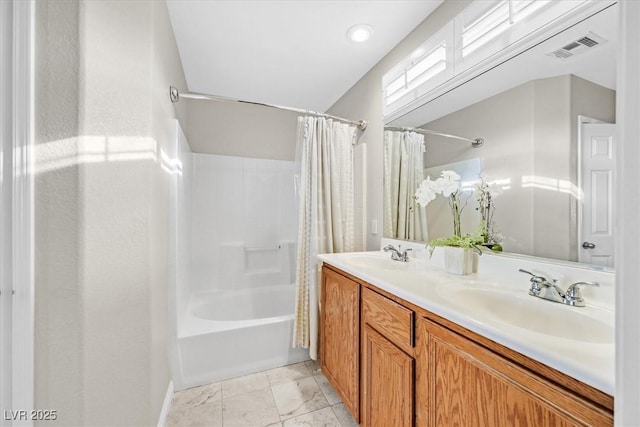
[
  {"left": 361, "top": 287, "right": 415, "bottom": 427},
  {"left": 320, "top": 265, "right": 613, "bottom": 427},
  {"left": 416, "top": 317, "right": 612, "bottom": 427},
  {"left": 362, "top": 325, "right": 413, "bottom": 427},
  {"left": 320, "top": 266, "right": 360, "bottom": 421}
]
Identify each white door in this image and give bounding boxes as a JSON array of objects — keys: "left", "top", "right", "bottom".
[{"left": 579, "top": 122, "right": 616, "bottom": 267}]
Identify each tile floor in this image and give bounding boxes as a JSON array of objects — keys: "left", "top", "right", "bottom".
[{"left": 167, "top": 360, "right": 358, "bottom": 427}]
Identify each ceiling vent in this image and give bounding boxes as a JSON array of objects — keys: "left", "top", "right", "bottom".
[{"left": 546, "top": 31, "right": 607, "bottom": 61}]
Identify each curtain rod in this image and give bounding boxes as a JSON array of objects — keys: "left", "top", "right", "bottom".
[
  {"left": 385, "top": 125, "right": 484, "bottom": 148},
  {"left": 169, "top": 86, "right": 367, "bottom": 131}
]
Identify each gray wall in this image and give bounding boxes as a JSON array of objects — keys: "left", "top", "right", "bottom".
[
  {"left": 183, "top": 99, "right": 299, "bottom": 160},
  {"left": 35, "top": 1, "right": 83, "bottom": 422},
  {"left": 34, "top": 1, "right": 187, "bottom": 425},
  {"left": 327, "top": 0, "right": 473, "bottom": 250}
]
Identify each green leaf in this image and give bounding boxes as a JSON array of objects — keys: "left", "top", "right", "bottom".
[{"left": 427, "top": 225, "right": 484, "bottom": 256}]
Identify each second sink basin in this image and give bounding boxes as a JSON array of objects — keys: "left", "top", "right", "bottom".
[{"left": 437, "top": 286, "right": 613, "bottom": 344}]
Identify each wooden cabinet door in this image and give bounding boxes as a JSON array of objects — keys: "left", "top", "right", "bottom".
[
  {"left": 362, "top": 324, "right": 414, "bottom": 427},
  {"left": 321, "top": 267, "right": 360, "bottom": 421},
  {"left": 416, "top": 318, "right": 612, "bottom": 427}
]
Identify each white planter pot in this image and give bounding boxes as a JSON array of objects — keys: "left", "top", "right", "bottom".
[{"left": 443, "top": 246, "right": 478, "bottom": 275}]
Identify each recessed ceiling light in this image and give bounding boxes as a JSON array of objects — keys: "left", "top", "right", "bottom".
[{"left": 347, "top": 24, "right": 374, "bottom": 43}]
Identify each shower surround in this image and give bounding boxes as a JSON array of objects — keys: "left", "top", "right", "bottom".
[{"left": 173, "top": 145, "right": 308, "bottom": 389}]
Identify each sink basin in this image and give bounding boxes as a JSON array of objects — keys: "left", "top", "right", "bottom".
[{"left": 437, "top": 287, "right": 613, "bottom": 344}]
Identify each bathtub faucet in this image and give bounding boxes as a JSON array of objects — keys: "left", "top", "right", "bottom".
[{"left": 383, "top": 244, "right": 412, "bottom": 262}]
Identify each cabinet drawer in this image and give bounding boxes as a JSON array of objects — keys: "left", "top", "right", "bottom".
[{"left": 362, "top": 287, "right": 414, "bottom": 348}]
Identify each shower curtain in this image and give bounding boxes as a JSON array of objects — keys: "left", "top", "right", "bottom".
[
  {"left": 383, "top": 130, "right": 428, "bottom": 241},
  {"left": 293, "top": 116, "right": 357, "bottom": 360}
]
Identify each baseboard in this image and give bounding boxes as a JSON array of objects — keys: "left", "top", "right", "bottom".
[{"left": 157, "top": 381, "right": 174, "bottom": 427}]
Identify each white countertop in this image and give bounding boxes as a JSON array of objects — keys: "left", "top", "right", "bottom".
[{"left": 318, "top": 250, "right": 615, "bottom": 395}]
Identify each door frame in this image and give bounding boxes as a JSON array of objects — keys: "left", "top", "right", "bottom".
[
  {"left": 0, "top": 0, "right": 34, "bottom": 424},
  {"left": 0, "top": 0, "right": 12, "bottom": 420},
  {"left": 616, "top": 1, "right": 640, "bottom": 424}
]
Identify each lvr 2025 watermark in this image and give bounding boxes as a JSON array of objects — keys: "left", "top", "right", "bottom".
[{"left": 3, "top": 410, "right": 57, "bottom": 421}]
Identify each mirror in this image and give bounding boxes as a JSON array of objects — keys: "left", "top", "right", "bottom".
[{"left": 383, "top": 4, "right": 617, "bottom": 268}]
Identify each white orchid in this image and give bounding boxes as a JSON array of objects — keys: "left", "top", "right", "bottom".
[
  {"left": 475, "top": 173, "right": 502, "bottom": 245},
  {"left": 437, "top": 170, "right": 461, "bottom": 197},
  {"left": 415, "top": 170, "right": 462, "bottom": 206},
  {"left": 414, "top": 170, "right": 466, "bottom": 237},
  {"left": 441, "top": 170, "right": 461, "bottom": 181},
  {"left": 415, "top": 177, "right": 438, "bottom": 207}
]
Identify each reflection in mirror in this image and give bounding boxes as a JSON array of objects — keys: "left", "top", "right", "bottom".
[
  {"left": 382, "top": 130, "right": 427, "bottom": 241},
  {"left": 383, "top": 3, "right": 617, "bottom": 268},
  {"left": 383, "top": 127, "right": 483, "bottom": 242}
]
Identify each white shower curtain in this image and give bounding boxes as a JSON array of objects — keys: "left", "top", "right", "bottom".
[
  {"left": 383, "top": 130, "right": 428, "bottom": 241},
  {"left": 293, "top": 116, "right": 357, "bottom": 360}
]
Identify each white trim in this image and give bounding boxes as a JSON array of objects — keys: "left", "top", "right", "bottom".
[
  {"left": 157, "top": 381, "right": 174, "bottom": 427},
  {"left": 11, "top": 1, "right": 34, "bottom": 426},
  {"left": 0, "top": 1, "right": 13, "bottom": 424},
  {"left": 616, "top": 1, "right": 640, "bottom": 425},
  {"left": 360, "top": 142, "right": 368, "bottom": 251}
]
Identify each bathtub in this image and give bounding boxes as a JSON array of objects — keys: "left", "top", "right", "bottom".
[{"left": 175, "top": 284, "right": 310, "bottom": 389}]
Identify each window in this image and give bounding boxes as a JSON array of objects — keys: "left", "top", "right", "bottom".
[
  {"left": 461, "top": 0, "right": 512, "bottom": 58},
  {"left": 382, "top": 23, "right": 454, "bottom": 117},
  {"left": 455, "top": 0, "right": 587, "bottom": 73},
  {"left": 382, "top": 0, "right": 594, "bottom": 119},
  {"left": 385, "top": 42, "right": 447, "bottom": 106}
]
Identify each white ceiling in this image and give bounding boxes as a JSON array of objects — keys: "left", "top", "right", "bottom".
[{"left": 166, "top": 0, "right": 444, "bottom": 112}]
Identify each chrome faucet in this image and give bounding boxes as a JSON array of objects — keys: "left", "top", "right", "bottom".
[
  {"left": 383, "top": 244, "right": 412, "bottom": 262},
  {"left": 519, "top": 269, "right": 565, "bottom": 303},
  {"left": 564, "top": 281, "right": 600, "bottom": 307},
  {"left": 519, "top": 269, "right": 599, "bottom": 307}
]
